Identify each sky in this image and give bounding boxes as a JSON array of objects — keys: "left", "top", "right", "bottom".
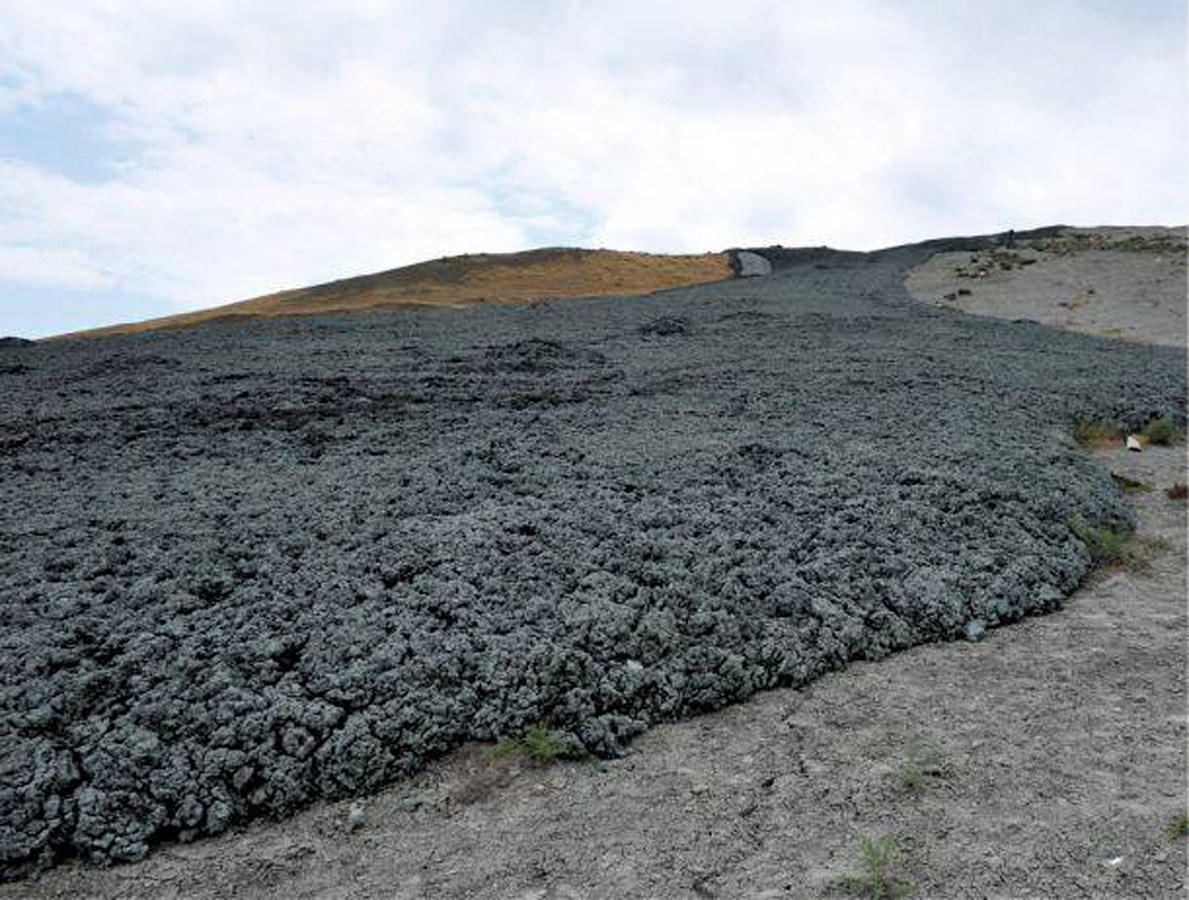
[{"left": 0, "top": 0, "right": 1185, "bottom": 338}]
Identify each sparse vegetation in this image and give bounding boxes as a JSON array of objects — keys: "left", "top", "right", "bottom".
[
  {"left": 486, "top": 736, "right": 525, "bottom": 761},
  {"left": 485, "top": 724, "right": 587, "bottom": 765},
  {"left": 951, "top": 248, "right": 1038, "bottom": 279},
  {"left": 1070, "top": 519, "right": 1172, "bottom": 571},
  {"left": 1069, "top": 520, "right": 1132, "bottom": 567},
  {"left": 1167, "top": 813, "right": 1189, "bottom": 840},
  {"left": 987, "top": 248, "right": 1037, "bottom": 271},
  {"left": 51, "top": 249, "right": 734, "bottom": 341},
  {"left": 898, "top": 750, "right": 943, "bottom": 792},
  {"left": 521, "top": 724, "right": 568, "bottom": 763},
  {"left": 1030, "top": 233, "right": 1186, "bottom": 256},
  {"left": 1113, "top": 235, "right": 1185, "bottom": 254},
  {"left": 1111, "top": 473, "right": 1153, "bottom": 494},
  {"left": 1140, "top": 416, "right": 1179, "bottom": 446},
  {"left": 833, "top": 835, "right": 912, "bottom": 898},
  {"left": 1072, "top": 418, "right": 1122, "bottom": 447},
  {"left": 1071, "top": 415, "right": 1181, "bottom": 450},
  {"left": 1167, "top": 482, "right": 1187, "bottom": 500},
  {"left": 1125, "top": 534, "right": 1171, "bottom": 573}
]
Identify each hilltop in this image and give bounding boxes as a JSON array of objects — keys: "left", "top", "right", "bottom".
[{"left": 48, "top": 248, "right": 734, "bottom": 341}]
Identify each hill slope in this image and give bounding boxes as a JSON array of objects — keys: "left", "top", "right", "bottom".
[
  {"left": 50, "top": 248, "right": 733, "bottom": 340},
  {"left": 1, "top": 229, "right": 1184, "bottom": 880}
]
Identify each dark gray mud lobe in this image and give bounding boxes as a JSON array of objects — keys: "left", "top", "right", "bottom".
[{"left": 0, "top": 230, "right": 1184, "bottom": 878}]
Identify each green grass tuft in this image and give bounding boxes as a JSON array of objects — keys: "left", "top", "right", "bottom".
[
  {"left": 484, "top": 724, "right": 588, "bottom": 765},
  {"left": 1140, "top": 416, "right": 1179, "bottom": 446},
  {"left": 1072, "top": 418, "right": 1122, "bottom": 447},
  {"left": 1069, "top": 520, "right": 1171, "bottom": 571},
  {"left": 521, "top": 724, "right": 567, "bottom": 763},
  {"left": 485, "top": 737, "right": 524, "bottom": 761},
  {"left": 833, "top": 835, "right": 912, "bottom": 898},
  {"left": 1167, "top": 813, "right": 1189, "bottom": 840},
  {"left": 898, "top": 750, "right": 943, "bottom": 793},
  {"left": 1070, "top": 520, "right": 1131, "bottom": 566}
]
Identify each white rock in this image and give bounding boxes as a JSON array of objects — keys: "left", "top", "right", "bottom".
[{"left": 735, "top": 251, "right": 772, "bottom": 277}]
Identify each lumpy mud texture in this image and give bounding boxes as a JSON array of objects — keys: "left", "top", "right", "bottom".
[{"left": 1, "top": 232, "right": 1184, "bottom": 879}]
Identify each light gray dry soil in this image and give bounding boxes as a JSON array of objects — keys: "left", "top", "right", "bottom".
[
  {"left": 906, "top": 226, "right": 1186, "bottom": 347},
  {"left": 1, "top": 228, "right": 1185, "bottom": 894}
]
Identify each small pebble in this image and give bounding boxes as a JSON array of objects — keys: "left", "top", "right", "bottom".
[{"left": 347, "top": 803, "right": 366, "bottom": 831}]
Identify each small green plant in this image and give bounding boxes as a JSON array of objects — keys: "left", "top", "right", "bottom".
[
  {"left": 486, "top": 736, "right": 525, "bottom": 760},
  {"left": 521, "top": 724, "right": 566, "bottom": 763},
  {"left": 1070, "top": 520, "right": 1132, "bottom": 566},
  {"left": 1070, "top": 520, "right": 1170, "bottom": 571},
  {"left": 834, "top": 835, "right": 912, "bottom": 898},
  {"left": 484, "top": 724, "right": 587, "bottom": 765},
  {"left": 898, "top": 750, "right": 943, "bottom": 792},
  {"left": 1167, "top": 813, "right": 1189, "bottom": 840},
  {"left": 1167, "top": 482, "right": 1187, "bottom": 500},
  {"left": 1140, "top": 416, "right": 1179, "bottom": 446},
  {"left": 1072, "top": 418, "right": 1122, "bottom": 447}
]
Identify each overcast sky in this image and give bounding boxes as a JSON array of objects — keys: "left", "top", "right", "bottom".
[{"left": 1, "top": 0, "right": 1185, "bottom": 338}]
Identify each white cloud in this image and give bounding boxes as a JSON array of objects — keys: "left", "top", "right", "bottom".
[{"left": 0, "top": 0, "right": 1184, "bottom": 335}]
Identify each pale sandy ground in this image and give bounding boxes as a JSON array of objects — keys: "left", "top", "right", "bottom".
[
  {"left": 906, "top": 226, "right": 1187, "bottom": 347},
  {"left": 5, "top": 232, "right": 1186, "bottom": 899}
]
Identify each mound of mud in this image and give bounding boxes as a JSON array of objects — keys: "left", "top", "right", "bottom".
[{"left": 1, "top": 233, "right": 1184, "bottom": 878}]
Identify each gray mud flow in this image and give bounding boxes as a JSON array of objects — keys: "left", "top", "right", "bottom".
[{"left": 1, "top": 232, "right": 1184, "bottom": 878}]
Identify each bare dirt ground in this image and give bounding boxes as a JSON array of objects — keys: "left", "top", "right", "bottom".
[
  {"left": 5, "top": 235, "right": 1186, "bottom": 899},
  {"left": 906, "top": 226, "right": 1187, "bottom": 346}
]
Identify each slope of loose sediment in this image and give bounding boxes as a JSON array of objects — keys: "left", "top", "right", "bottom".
[
  {"left": 47, "top": 248, "right": 733, "bottom": 341},
  {"left": 0, "top": 232, "right": 1184, "bottom": 878},
  {"left": 906, "top": 225, "right": 1187, "bottom": 346}
]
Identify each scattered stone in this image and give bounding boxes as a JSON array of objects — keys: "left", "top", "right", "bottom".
[{"left": 964, "top": 620, "right": 987, "bottom": 643}]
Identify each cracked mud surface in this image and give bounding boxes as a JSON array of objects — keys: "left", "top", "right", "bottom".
[{"left": 1, "top": 229, "right": 1185, "bottom": 885}]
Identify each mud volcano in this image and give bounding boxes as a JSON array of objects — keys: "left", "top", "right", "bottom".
[{"left": 1, "top": 230, "right": 1185, "bottom": 878}]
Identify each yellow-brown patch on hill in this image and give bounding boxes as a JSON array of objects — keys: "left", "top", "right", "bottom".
[{"left": 50, "top": 248, "right": 733, "bottom": 341}]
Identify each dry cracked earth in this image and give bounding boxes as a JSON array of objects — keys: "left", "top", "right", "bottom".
[{"left": 1, "top": 226, "right": 1186, "bottom": 898}]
